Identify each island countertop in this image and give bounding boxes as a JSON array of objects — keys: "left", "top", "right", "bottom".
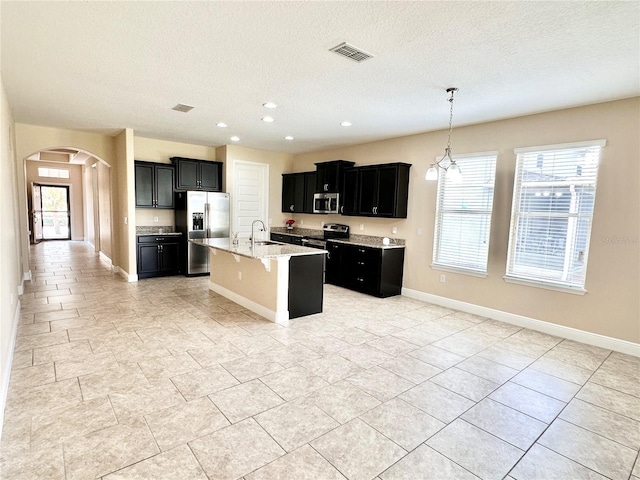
[{"left": 190, "top": 237, "right": 326, "bottom": 260}]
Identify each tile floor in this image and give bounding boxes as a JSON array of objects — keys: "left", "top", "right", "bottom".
[{"left": 1, "top": 241, "right": 639, "bottom": 480}]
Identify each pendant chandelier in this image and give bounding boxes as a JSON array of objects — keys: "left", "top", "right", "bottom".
[{"left": 426, "top": 87, "right": 462, "bottom": 182}]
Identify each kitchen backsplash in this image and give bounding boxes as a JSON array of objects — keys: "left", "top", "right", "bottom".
[{"left": 136, "top": 226, "right": 176, "bottom": 234}]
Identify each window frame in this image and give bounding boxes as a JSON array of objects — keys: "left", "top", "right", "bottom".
[
  {"left": 38, "top": 167, "right": 70, "bottom": 179},
  {"left": 504, "top": 139, "right": 606, "bottom": 294},
  {"left": 431, "top": 151, "right": 498, "bottom": 277}
]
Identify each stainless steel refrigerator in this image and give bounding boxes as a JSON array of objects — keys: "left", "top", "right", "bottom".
[{"left": 175, "top": 191, "right": 230, "bottom": 276}]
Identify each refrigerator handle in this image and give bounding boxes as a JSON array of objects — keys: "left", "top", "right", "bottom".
[{"left": 204, "top": 203, "right": 210, "bottom": 237}]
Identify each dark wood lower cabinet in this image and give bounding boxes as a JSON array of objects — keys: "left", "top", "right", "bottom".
[
  {"left": 137, "top": 235, "right": 182, "bottom": 279},
  {"left": 325, "top": 241, "right": 405, "bottom": 297},
  {"left": 288, "top": 254, "right": 324, "bottom": 319}
]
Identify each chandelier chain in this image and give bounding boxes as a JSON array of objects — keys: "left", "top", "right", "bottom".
[{"left": 445, "top": 89, "right": 455, "bottom": 153}]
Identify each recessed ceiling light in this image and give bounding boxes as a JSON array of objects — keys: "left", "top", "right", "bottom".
[
  {"left": 285, "top": 136, "right": 294, "bottom": 141},
  {"left": 263, "top": 102, "right": 277, "bottom": 109},
  {"left": 340, "top": 121, "right": 352, "bottom": 127},
  {"left": 262, "top": 116, "right": 274, "bottom": 123},
  {"left": 216, "top": 122, "right": 228, "bottom": 128},
  {"left": 230, "top": 136, "right": 240, "bottom": 142}
]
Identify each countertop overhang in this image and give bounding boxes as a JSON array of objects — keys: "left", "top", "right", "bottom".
[{"left": 190, "top": 238, "right": 326, "bottom": 260}]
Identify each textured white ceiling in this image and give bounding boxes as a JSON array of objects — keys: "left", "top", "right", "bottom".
[{"left": 2, "top": 1, "right": 638, "bottom": 154}]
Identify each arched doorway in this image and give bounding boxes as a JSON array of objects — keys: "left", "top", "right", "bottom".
[{"left": 24, "top": 147, "right": 113, "bottom": 261}]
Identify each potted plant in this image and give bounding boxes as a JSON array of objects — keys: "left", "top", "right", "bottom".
[{"left": 285, "top": 219, "right": 295, "bottom": 230}]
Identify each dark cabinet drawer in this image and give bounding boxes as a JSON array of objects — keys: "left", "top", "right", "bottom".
[{"left": 137, "top": 235, "right": 182, "bottom": 279}]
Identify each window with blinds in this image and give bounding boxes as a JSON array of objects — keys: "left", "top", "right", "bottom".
[
  {"left": 505, "top": 140, "right": 605, "bottom": 292},
  {"left": 432, "top": 152, "right": 497, "bottom": 275}
]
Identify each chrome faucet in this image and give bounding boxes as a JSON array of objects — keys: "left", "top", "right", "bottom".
[{"left": 250, "top": 219, "right": 266, "bottom": 249}]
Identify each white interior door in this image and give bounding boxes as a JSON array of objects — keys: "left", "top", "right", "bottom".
[{"left": 232, "top": 160, "right": 269, "bottom": 239}]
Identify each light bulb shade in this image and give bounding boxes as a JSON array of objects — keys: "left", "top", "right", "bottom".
[
  {"left": 446, "top": 163, "right": 462, "bottom": 182},
  {"left": 425, "top": 166, "right": 438, "bottom": 181}
]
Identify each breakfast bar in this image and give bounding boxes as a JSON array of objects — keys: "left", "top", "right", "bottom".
[{"left": 190, "top": 238, "right": 326, "bottom": 324}]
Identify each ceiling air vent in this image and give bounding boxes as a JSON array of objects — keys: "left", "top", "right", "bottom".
[
  {"left": 329, "top": 42, "right": 373, "bottom": 63},
  {"left": 172, "top": 103, "right": 194, "bottom": 113}
]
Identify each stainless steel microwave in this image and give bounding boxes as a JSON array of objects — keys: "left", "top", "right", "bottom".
[{"left": 313, "top": 192, "right": 339, "bottom": 214}]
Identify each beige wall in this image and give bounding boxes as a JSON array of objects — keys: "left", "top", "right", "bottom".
[
  {"left": 0, "top": 77, "right": 23, "bottom": 421},
  {"left": 291, "top": 98, "right": 640, "bottom": 344},
  {"left": 114, "top": 129, "right": 135, "bottom": 277},
  {"left": 25, "top": 160, "right": 84, "bottom": 240}
]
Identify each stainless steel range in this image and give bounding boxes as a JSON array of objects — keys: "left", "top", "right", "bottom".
[
  {"left": 301, "top": 223, "right": 350, "bottom": 250},
  {"left": 301, "top": 223, "right": 349, "bottom": 282}
]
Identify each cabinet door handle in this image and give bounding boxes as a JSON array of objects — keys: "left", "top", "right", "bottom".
[
  {"left": 290, "top": 205, "right": 294, "bottom": 212},
  {"left": 340, "top": 206, "right": 343, "bottom": 214},
  {"left": 358, "top": 261, "right": 365, "bottom": 265},
  {"left": 358, "top": 248, "right": 365, "bottom": 253},
  {"left": 357, "top": 277, "right": 364, "bottom": 282},
  {"left": 324, "top": 183, "right": 329, "bottom": 191}
]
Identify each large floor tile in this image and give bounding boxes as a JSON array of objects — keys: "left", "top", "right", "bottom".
[
  {"left": 576, "top": 381, "right": 640, "bottom": 421},
  {"left": 559, "top": 398, "right": 640, "bottom": 449},
  {"left": 456, "top": 355, "right": 519, "bottom": 384},
  {"left": 360, "top": 397, "right": 445, "bottom": 450},
  {"left": 489, "top": 382, "right": 566, "bottom": 423},
  {"left": 102, "top": 445, "right": 207, "bottom": 479},
  {"left": 379, "top": 354, "right": 442, "bottom": 384},
  {"left": 300, "top": 354, "right": 364, "bottom": 383},
  {"left": 209, "top": 379, "right": 284, "bottom": 423},
  {"left": 427, "top": 419, "right": 524, "bottom": 480},
  {"left": 407, "top": 345, "right": 466, "bottom": 369},
  {"left": 511, "top": 368, "right": 581, "bottom": 402},
  {"left": 528, "top": 356, "right": 594, "bottom": 385},
  {"left": 189, "top": 418, "right": 285, "bottom": 479},
  {"left": 245, "top": 444, "right": 346, "bottom": 480},
  {"left": 430, "top": 367, "right": 500, "bottom": 402},
  {"left": 338, "top": 344, "right": 394, "bottom": 369},
  {"left": 311, "top": 418, "right": 407, "bottom": 480},
  {"left": 255, "top": 399, "right": 339, "bottom": 451},
  {"left": 344, "top": 366, "right": 414, "bottom": 401},
  {"left": 461, "top": 398, "right": 547, "bottom": 450},
  {"left": 303, "top": 380, "right": 381, "bottom": 424},
  {"left": 259, "top": 365, "right": 329, "bottom": 401},
  {"left": 399, "top": 380, "right": 475, "bottom": 423},
  {"left": 145, "top": 397, "right": 230, "bottom": 451},
  {"left": 380, "top": 444, "right": 480, "bottom": 480},
  {"left": 476, "top": 345, "right": 535, "bottom": 370},
  {"left": 63, "top": 419, "right": 160, "bottom": 480},
  {"left": 539, "top": 419, "right": 637, "bottom": 480},
  {"left": 170, "top": 364, "right": 239, "bottom": 401},
  {"left": 509, "top": 443, "right": 608, "bottom": 480}
]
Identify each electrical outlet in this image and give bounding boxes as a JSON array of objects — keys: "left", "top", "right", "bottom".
[
  {"left": 154, "top": 216, "right": 159, "bottom": 223},
  {"left": 392, "top": 227, "right": 397, "bottom": 234},
  {"left": 237, "top": 271, "right": 242, "bottom": 280},
  {"left": 300, "top": 219, "right": 303, "bottom": 225},
  {"left": 440, "top": 274, "right": 446, "bottom": 283},
  {"left": 359, "top": 224, "right": 364, "bottom": 231},
  {"left": 10, "top": 293, "right": 14, "bottom": 305},
  {"left": 124, "top": 216, "right": 128, "bottom": 225},
  {"left": 417, "top": 228, "right": 423, "bottom": 236},
  {"left": 268, "top": 218, "right": 272, "bottom": 225}
]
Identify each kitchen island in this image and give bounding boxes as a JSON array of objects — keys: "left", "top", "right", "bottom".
[{"left": 190, "top": 238, "right": 326, "bottom": 324}]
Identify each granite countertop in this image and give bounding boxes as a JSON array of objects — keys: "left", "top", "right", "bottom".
[
  {"left": 190, "top": 237, "right": 326, "bottom": 260},
  {"left": 270, "top": 227, "right": 405, "bottom": 249},
  {"left": 136, "top": 232, "right": 183, "bottom": 237}
]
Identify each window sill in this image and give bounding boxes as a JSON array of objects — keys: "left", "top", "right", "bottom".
[
  {"left": 431, "top": 264, "right": 488, "bottom": 278},
  {"left": 503, "top": 275, "right": 587, "bottom": 295}
]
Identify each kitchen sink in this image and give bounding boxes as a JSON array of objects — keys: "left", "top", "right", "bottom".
[{"left": 252, "top": 240, "right": 281, "bottom": 246}]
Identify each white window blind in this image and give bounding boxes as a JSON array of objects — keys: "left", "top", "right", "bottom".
[
  {"left": 506, "top": 140, "right": 605, "bottom": 291},
  {"left": 38, "top": 167, "right": 69, "bottom": 179},
  {"left": 433, "top": 152, "right": 497, "bottom": 275}
]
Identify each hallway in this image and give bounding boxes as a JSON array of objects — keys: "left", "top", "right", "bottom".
[{"left": 1, "top": 241, "right": 639, "bottom": 479}]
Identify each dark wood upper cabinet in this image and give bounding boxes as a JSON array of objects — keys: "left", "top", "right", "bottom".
[
  {"left": 134, "top": 161, "right": 174, "bottom": 209},
  {"left": 304, "top": 171, "right": 317, "bottom": 213},
  {"left": 282, "top": 173, "right": 305, "bottom": 213},
  {"left": 171, "top": 157, "right": 223, "bottom": 191},
  {"left": 341, "top": 163, "right": 411, "bottom": 218},
  {"left": 315, "top": 160, "right": 355, "bottom": 193}
]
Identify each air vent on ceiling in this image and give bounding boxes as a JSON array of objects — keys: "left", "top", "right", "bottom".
[
  {"left": 329, "top": 42, "right": 373, "bottom": 63},
  {"left": 172, "top": 103, "right": 194, "bottom": 113}
]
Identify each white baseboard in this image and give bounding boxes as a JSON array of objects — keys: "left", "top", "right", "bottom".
[
  {"left": 0, "top": 299, "right": 21, "bottom": 443},
  {"left": 99, "top": 251, "right": 112, "bottom": 265},
  {"left": 402, "top": 287, "right": 640, "bottom": 357},
  {"left": 115, "top": 266, "right": 138, "bottom": 283},
  {"left": 209, "top": 281, "right": 289, "bottom": 325}
]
